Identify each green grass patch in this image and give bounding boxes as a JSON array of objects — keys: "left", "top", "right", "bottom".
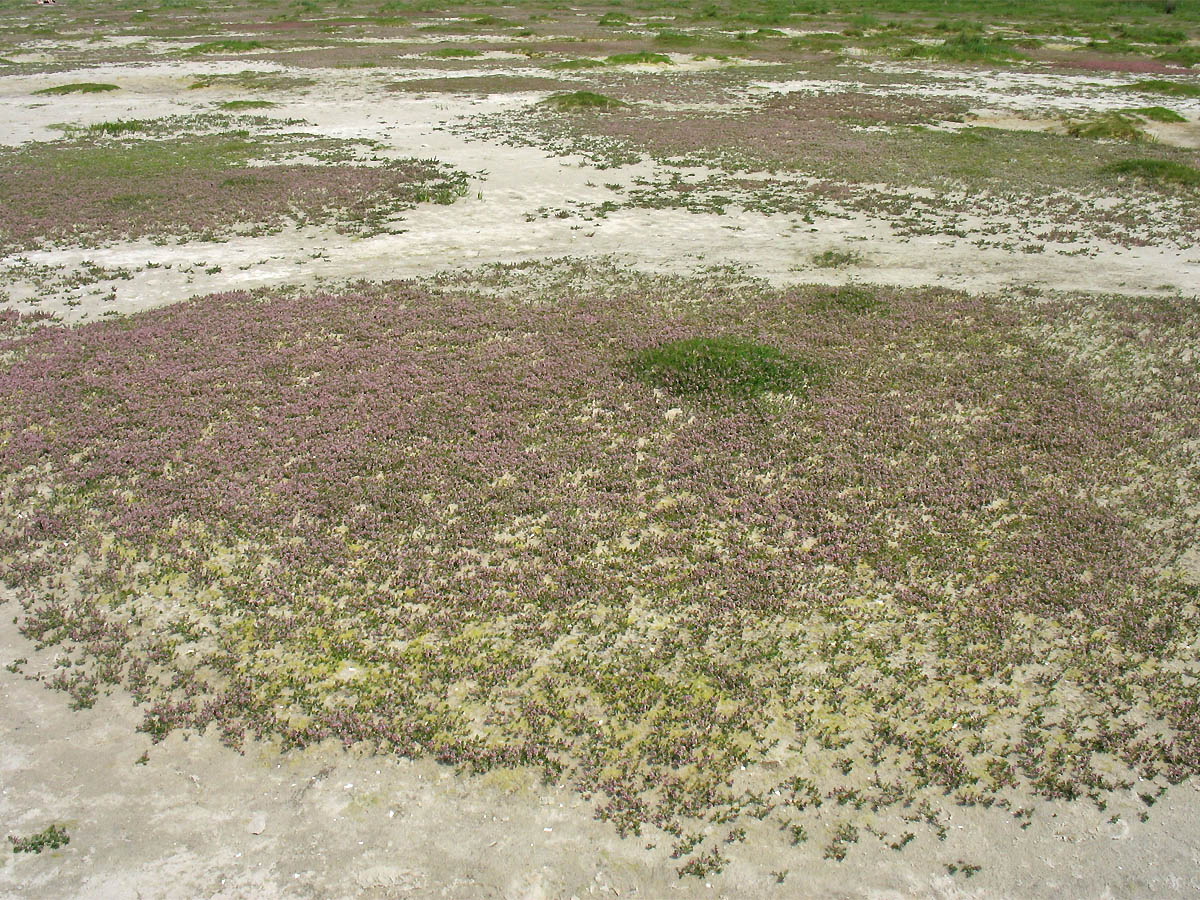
[
  {"left": 654, "top": 31, "right": 702, "bottom": 47},
  {"left": 1112, "top": 24, "right": 1188, "bottom": 45},
  {"left": 34, "top": 82, "right": 119, "bottom": 95},
  {"left": 1065, "top": 111, "right": 1149, "bottom": 141},
  {"left": 218, "top": 100, "right": 278, "bottom": 110},
  {"left": 1101, "top": 157, "right": 1200, "bottom": 186},
  {"left": 548, "top": 58, "right": 606, "bottom": 69},
  {"left": 189, "top": 71, "right": 315, "bottom": 91},
  {"left": 1124, "top": 106, "right": 1186, "bottom": 123},
  {"left": 1126, "top": 79, "right": 1200, "bottom": 98},
  {"left": 539, "top": 91, "right": 628, "bottom": 111},
  {"left": 86, "top": 119, "right": 152, "bottom": 135},
  {"left": 902, "top": 31, "right": 1026, "bottom": 63},
  {"left": 470, "top": 15, "right": 518, "bottom": 27},
  {"left": 1158, "top": 46, "right": 1200, "bottom": 67},
  {"left": 598, "top": 12, "right": 631, "bottom": 25},
  {"left": 425, "top": 47, "right": 482, "bottom": 58},
  {"left": 809, "top": 284, "right": 886, "bottom": 313},
  {"left": 183, "top": 40, "right": 266, "bottom": 54},
  {"left": 605, "top": 51, "right": 673, "bottom": 65},
  {"left": 630, "top": 335, "right": 819, "bottom": 399}
]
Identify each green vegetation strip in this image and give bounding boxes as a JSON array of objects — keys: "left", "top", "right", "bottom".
[
  {"left": 1102, "top": 157, "right": 1200, "bottom": 186},
  {"left": 34, "top": 83, "right": 119, "bottom": 95}
]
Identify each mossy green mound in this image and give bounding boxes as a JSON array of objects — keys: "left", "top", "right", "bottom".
[{"left": 630, "top": 336, "right": 819, "bottom": 398}]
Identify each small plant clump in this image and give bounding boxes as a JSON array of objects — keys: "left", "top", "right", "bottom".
[
  {"left": 1065, "top": 112, "right": 1149, "bottom": 141},
  {"left": 811, "top": 249, "right": 864, "bottom": 268},
  {"left": 219, "top": 100, "right": 278, "bottom": 110},
  {"left": 425, "top": 47, "right": 482, "bottom": 58},
  {"left": 33, "top": 83, "right": 119, "bottom": 95},
  {"left": 183, "top": 40, "right": 266, "bottom": 55},
  {"left": 9, "top": 825, "right": 70, "bottom": 854},
  {"left": 548, "top": 58, "right": 606, "bottom": 70},
  {"left": 903, "top": 31, "right": 1026, "bottom": 64},
  {"left": 539, "top": 91, "right": 628, "bottom": 112},
  {"left": 85, "top": 119, "right": 151, "bottom": 136},
  {"left": 605, "top": 51, "right": 673, "bottom": 65},
  {"left": 1123, "top": 106, "right": 1187, "bottom": 123},
  {"left": 629, "top": 335, "right": 819, "bottom": 398}
]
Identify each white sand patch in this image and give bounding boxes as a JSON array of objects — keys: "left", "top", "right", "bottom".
[
  {"left": 753, "top": 68, "right": 1200, "bottom": 119},
  {"left": 2, "top": 62, "right": 1198, "bottom": 324}
]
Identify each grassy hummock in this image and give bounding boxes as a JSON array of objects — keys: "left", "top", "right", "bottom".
[
  {"left": 34, "top": 82, "right": 119, "bottom": 95},
  {"left": 539, "top": 90, "right": 628, "bottom": 111},
  {"left": 630, "top": 335, "right": 819, "bottom": 398}
]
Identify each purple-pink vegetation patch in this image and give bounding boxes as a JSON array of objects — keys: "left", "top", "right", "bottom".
[
  {"left": 1, "top": 264, "right": 1197, "bottom": 872},
  {"left": 0, "top": 134, "right": 468, "bottom": 252}
]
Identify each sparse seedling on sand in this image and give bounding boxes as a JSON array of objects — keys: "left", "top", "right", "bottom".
[
  {"left": 811, "top": 249, "right": 864, "bottom": 268},
  {"left": 8, "top": 825, "right": 69, "bottom": 854}
]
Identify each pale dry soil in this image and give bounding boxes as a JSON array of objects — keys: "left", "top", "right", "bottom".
[
  {"left": 4, "top": 604, "right": 1200, "bottom": 900},
  {"left": 3, "top": 44, "right": 1200, "bottom": 900}
]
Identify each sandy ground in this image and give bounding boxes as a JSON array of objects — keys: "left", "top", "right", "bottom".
[
  {"left": 1, "top": 60, "right": 1198, "bottom": 323},
  {"left": 3, "top": 47, "right": 1200, "bottom": 900},
  {"left": 5, "top": 603, "right": 1200, "bottom": 900}
]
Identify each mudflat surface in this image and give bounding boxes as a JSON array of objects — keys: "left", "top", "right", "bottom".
[{"left": 4, "top": 612, "right": 1200, "bottom": 900}]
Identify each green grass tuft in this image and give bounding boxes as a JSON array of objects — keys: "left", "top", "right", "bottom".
[
  {"left": 1126, "top": 79, "right": 1200, "bottom": 98},
  {"left": 86, "top": 119, "right": 151, "bottom": 135},
  {"left": 1123, "top": 106, "right": 1186, "bottom": 123},
  {"left": 218, "top": 99, "right": 278, "bottom": 110},
  {"left": 548, "top": 58, "right": 606, "bottom": 69},
  {"left": 1065, "top": 112, "right": 1149, "bottom": 141},
  {"left": 630, "top": 336, "right": 819, "bottom": 399},
  {"left": 183, "top": 40, "right": 266, "bottom": 54},
  {"left": 1112, "top": 24, "right": 1187, "bottom": 45},
  {"left": 654, "top": 31, "right": 702, "bottom": 47},
  {"left": 902, "top": 31, "right": 1026, "bottom": 63},
  {"left": 539, "top": 91, "right": 628, "bottom": 111},
  {"left": 1101, "top": 157, "right": 1200, "bottom": 186},
  {"left": 809, "top": 285, "right": 886, "bottom": 313},
  {"left": 605, "top": 51, "right": 673, "bottom": 65},
  {"left": 425, "top": 47, "right": 482, "bottom": 58},
  {"left": 1158, "top": 46, "right": 1200, "bottom": 68},
  {"left": 34, "top": 82, "right": 119, "bottom": 95}
]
